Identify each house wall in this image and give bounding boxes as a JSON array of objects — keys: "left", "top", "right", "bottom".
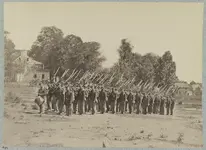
[
  {"left": 177, "top": 88, "right": 193, "bottom": 96},
  {"left": 16, "top": 71, "right": 50, "bottom": 82}
]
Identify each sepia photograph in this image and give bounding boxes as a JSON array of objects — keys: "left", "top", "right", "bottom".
[{"left": 3, "top": 2, "right": 203, "bottom": 148}]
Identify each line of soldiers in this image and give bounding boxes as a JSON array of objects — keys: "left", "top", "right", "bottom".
[{"left": 36, "top": 81, "right": 175, "bottom": 116}]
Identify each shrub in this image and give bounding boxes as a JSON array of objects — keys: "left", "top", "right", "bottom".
[{"left": 5, "top": 92, "right": 21, "bottom": 103}]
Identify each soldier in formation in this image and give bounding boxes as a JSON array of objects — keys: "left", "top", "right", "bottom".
[{"left": 35, "top": 80, "right": 176, "bottom": 117}]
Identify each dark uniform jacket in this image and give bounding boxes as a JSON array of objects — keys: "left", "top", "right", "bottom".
[
  {"left": 77, "top": 89, "right": 85, "bottom": 101},
  {"left": 65, "top": 90, "right": 74, "bottom": 106},
  {"left": 119, "top": 92, "right": 127, "bottom": 103},
  {"left": 99, "top": 90, "right": 107, "bottom": 102},
  {"left": 127, "top": 93, "right": 133, "bottom": 103},
  {"left": 109, "top": 91, "right": 117, "bottom": 102},
  {"left": 88, "top": 90, "right": 97, "bottom": 102}
]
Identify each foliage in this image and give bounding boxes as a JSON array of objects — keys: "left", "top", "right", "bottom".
[
  {"left": 7, "top": 27, "right": 178, "bottom": 90},
  {"left": 4, "top": 31, "right": 26, "bottom": 81},
  {"left": 110, "top": 39, "right": 177, "bottom": 89},
  {"left": 29, "top": 26, "right": 105, "bottom": 78},
  {"left": 5, "top": 91, "right": 21, "bottom": 103},
  {"left": 28, "top": 26, "right": 64, "bottom": 76}
]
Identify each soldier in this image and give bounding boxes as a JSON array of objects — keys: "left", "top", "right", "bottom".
[
  {"left": 84, "top": 86, "right": 89, "bottom": 113},
  {"left": 159, "top": 96, "right": 165, "bottom": 115},
  {"left": 119, "top": 89, "right": 127, "bottom": 114},
  {"left": 142, "top": 93, "right": 148, "bottom": 115},
  {"left": 156, "top": 95, "right": 161, "bottom": 114},
  {"left": 73, "top": 88, "right": 78, "bottom": 114},
  {"left": 37, "top": 83, "right": 47, "bottom": 114},
  {"left": 148, "top": 93, "right": 153, "bottom": 114},
  {"left": 135, "top": 92, "right": 141, "bottom": 114},
  {"left": 46, "top": 82, "right": 53, "bottom": 111},
  {"left": 125, "top": 91, "right": 128, "bottom": 112},
  {"left": 65, "top": 86, "right": 74, "bottom": 116},
  {"left": 116, "top": 93, "right": 120, "bottom": 113},
  {"left": 153, "top": 95, "right": 158, "bottom": 114},
  {"left": 109, "top": 88, "right": 117, "bottom": 114},
  {"left": 51, "top": 83, "right": 60, "bottom": 112},
  {"left": 127, "top": 90, "right": 134, "bottom": 114},
  {"left": 106, "top": 88, "right": 111, "bottom": 113},
  {"left": 170, "top": 95, "right": 175, "bottom": 115},
  {"left": 166, "top": 96, "right": 171, "bottom": 115},
  {"left": 88, "top": 86, "right": 97, "bottom": 115},
  {"left": 77, "top": 85, "right": 85, "bottom": 115},
  {"left": 99, "top": 87, "right": 107, "bottom": 114},
  {"left": 57, "top": 82, "right": 65, "bottom": 115}
]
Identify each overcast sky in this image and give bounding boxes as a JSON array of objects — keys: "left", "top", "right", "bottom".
[{"left": 4, "top": 2, "right": 203, "bottom": 83}]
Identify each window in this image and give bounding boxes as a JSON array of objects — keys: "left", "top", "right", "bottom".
[
  {"left": 33, "top": 74, "right": 37, "bottom": 78},
  {"left": 42, "top": 74, "right": 45, "bottom": 79}
]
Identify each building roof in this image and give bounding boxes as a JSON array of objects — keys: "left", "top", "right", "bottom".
[
  {"left": 11, "top": 50, "right": 43, "bottom": 65},
  {"left": 10, "top": 51, "right": 21, "bottom": 62},
  {"left": 27, "top": 58, "right": 43, "bottom": 65},
  {"left": 175, "top": 82, "right": 191, "bottom": 89}
]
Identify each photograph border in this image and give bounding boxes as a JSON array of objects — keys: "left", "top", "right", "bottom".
[{"left": 0, "top": 0, "right": 205, "bottom": 150}]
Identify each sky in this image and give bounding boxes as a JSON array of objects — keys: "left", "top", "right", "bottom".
[{"left": 4, "top": 2, "right": 203, "bottom": 83}]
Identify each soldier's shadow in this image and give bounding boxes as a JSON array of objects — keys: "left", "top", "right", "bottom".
[{"left": 24, "top": 111, "right": 37, "bottom": 115}]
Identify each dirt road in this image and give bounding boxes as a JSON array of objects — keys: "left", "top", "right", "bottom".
[{"left": 3, "top": 100, "right": 203, "bottom": 148}]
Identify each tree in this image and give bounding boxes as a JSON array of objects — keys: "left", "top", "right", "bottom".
[
  {"left": 28, "top": 26, "right": 64, "bottom": 76},
  {"left": 29, "top": 26, "right": 106, "bottom": 78},
  {"left": 4, "top": 31, "right": 26, "bottom": 81},
  {"left": 154, "top": 51, "right": 177, "bottom": 87},
  {"left": 4, "top": 31, "right": 15, "bottom": 75},
  {"left": 190, "top": 81, "right": 196, "bottom": 85}
]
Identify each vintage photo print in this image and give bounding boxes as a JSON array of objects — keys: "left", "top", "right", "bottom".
[{"left": 3, "top": 2, "right": 203, "bottom": 148}]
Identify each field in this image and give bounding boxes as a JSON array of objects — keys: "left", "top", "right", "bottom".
[{"left": 2, "top": 83, "right": 203, "bottom": 148}]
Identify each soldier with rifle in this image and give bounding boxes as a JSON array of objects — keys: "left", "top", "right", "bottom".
[
  {"left": 148, "top": 93, "right": 153, "bottom": 114},
  {"left": 109, "top": 88, "right": 117, "bottom": 114},
  {"left": 65, "top": 85, "right": 74, "bottom": 116},
  {"left": 142, "top": 93, "right": 148, "bottom": 115},
  {"left": 77, "top": 85, "right": 85, "bottom": 115},
  {"left": 88, "top": 86, "right": 97, "bottom": 115},
  {"left": 57, "top": 82, "right": 66, "bottom": 115},
  {"left": 135, "top": 91, "right": 142, "bottom": 114},
  {"left": 170, "top": 94, "right": 175, "bottom": 115},
  {"left": 127, "top": 90, "right": 134, "bottom": 114},
  {"left": 119, "top": 89, "right": 127, "bottom": 114},
  {"left": 99, "top": 86, "right": 107, "bottom": 114},
  {"left": 166, "top": 96, "right": 171, "bottom": 115}
]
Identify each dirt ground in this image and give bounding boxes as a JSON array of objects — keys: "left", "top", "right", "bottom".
[{"left": 2, "top": 86, "right": 203, "bottom": 148}]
